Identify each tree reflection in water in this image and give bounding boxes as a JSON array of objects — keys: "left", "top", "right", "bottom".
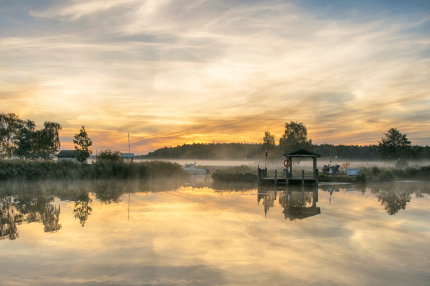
[
  {"left": 73, "top": 192, "right": 92, "bottom": 227},
  {"left": 1, "top": 180, "right": 429, "bottom": 240},
  {"left": 0, "top": 195, "right": 61, "bottom": 240},
  {"left": 0, "top": 197, "right": 22, "bottom": 240},
  {"left": 319, "top": 182, "right": 430, "bottom": 215},
  {"left": 0, "top": 179, "right": 185, "bottom": 240},
  {"left": 370, "top": 184, "right": 415, "bottom": 215}
]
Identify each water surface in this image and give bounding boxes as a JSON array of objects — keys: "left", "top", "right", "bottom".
[{"left": 0, "top": 180, "right": 429, "bottom": 285}]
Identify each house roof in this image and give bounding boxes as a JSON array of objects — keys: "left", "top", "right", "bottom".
[
  {"left": 283, "top": 148, "right": 321, "bottom": 158},
  {"left": 121, "top": 153, "right": 135, "bottom": 158},
  {"left": 56, "top": 150, "right": 77, "bottom": 157}
]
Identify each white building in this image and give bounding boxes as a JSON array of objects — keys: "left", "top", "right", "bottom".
[{"left": 121, "top": 153, "right": 135, "bottom": 162}]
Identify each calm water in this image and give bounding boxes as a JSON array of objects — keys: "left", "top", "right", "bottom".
[{"left": 0, "top": 180, "right": 429, "bottom": 285}]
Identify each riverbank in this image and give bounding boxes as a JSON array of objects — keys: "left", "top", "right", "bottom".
[
  {"left": 0, "top": 160, "right": 189, "bottom": 181},
  {"left": 209, "top": 165, "right": 430, "bottom": 183}
]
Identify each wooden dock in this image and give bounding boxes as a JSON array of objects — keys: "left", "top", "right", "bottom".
[
  {"left": 258, "top": 167, "right": 319, "bottom": 186},
  {"left": 258, "top": 148, "right": 321, "bottom": 186}
]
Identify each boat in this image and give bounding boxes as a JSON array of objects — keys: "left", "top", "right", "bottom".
[{"left": 183, "top": 163, "right": 208, "bottom": 174}]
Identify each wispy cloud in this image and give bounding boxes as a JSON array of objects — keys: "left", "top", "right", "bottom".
[{"left": 1, "top": 0, "right": 430, "bottom": 153}]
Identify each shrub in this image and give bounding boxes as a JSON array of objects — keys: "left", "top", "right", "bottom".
[{"left": 96, "top": 150, "right": 121, "bottom": 162}]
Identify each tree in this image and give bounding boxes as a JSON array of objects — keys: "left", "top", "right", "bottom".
[
  {"left": 378, "top": 128, "right": 411, "bottom": 159},
  {"left": 14, "top": 120, "right": 36, "bottom": 159},
  {"left": 0, "top": 113, "right": 22, "bottom": 158},
  {"left": 73, "top": 126, "right": 92, "bottom": 163},
  {"left": 32, "top": 122, "right": 62, "bottom": 160},
  {"left": 279, "top": 121, "right": 313, "bottom": 153},
  {"left": 262, "top": 131, "right": 276, "bottom": 151},
  {"left": 96, "top": 150, "right": 121, "bottom": 162}
]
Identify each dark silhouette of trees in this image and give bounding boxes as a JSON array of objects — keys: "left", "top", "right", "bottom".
[
  {"left": 262, "top": 131, "right": 276, "bottom": 151},
  {"left": 1, "top": 113, "right": 62, "bottom": 160},
  {"left": 14, "top": 120, "right": 36, "bottom": 159},
  {"left": 73, "top": 126, "right": 92, "bottom": 163},
  {"left": 279, "top": 121, "right": 313, "bottom": 153},
  {"left": 33, "top": 122, "right": 62, "bottom": 160},
  {"left": 97, "top": 150, "right": 121, "bottom": 162},
  {"left": 140, "top": 142, "right": 263, "bottom": 160},
  {"left": 314, "top": 144, "right": 380, "bottom": 160},
  {"left": 0, "top": 113, "right": 22, "bottom": 158},
  {"left": 378, "top": 128, "right": 411, "bottom": 160}
]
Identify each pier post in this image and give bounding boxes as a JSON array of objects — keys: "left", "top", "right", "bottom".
[
  {"left": 316, "top": 169, "right": 319, "bottom": 185},
  {"left": 274, "top": 170, "right": 277, "bottom": 186},
  {"left": 315, "top": 184, "right": 319, "bottom": 202},
  {"left": 257, "top": 165, "right": 260, "bottom": 184},
  {"left": 286, "top": 168, "right": 289, "bottom": 185},
  {"left": 302, "top": 170, "right": 305, "bottom": 186}
]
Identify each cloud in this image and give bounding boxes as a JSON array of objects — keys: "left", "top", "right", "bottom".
[{"left": 1, "top": 0, "right": 430, "bottom": 152}]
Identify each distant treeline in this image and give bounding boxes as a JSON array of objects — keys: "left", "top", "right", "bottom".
[
  {"left": 138, "top": 143, "right": 430, "bottom": 160},
  {"left": 138, "top": 143, "right": 263, "bottom": 160}
]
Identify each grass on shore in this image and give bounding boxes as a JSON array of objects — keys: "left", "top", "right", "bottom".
[
  {"left": 211, "top": 165, "right": 257, "bottom": 183},
  {"left": 319, "top": 165, "right": 430, "bottom": 183},
  {"left": 0, "top": 160, "right": 189, "bottom": 181},
  {"left": 210, "top": 164, "right": 430, "bottom": 184}
]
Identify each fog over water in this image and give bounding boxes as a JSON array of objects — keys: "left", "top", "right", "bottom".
[{"left": 0, "top": 180, "right": 429, "bottom": 285}]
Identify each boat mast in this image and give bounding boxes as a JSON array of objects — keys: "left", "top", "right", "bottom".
[{"left": 128, "top": 132, "right": 130, "bottom": 153}]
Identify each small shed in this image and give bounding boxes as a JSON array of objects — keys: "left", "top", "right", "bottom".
[
  {"left": 56, "top": 150, "right": 77, "bottom": 162},
  {"left": 121, "top": 153, "right": 135, "bottom": 162}
]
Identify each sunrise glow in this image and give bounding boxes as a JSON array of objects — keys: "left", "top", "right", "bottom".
[{"left": 1, "top": 0, "right": 429, "bottom": 154}]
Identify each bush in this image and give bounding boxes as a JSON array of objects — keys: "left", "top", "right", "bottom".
[{"left": 96, "top": 150, "right": 121, "bottom": 162}]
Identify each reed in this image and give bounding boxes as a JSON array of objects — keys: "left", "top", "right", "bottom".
[
  {"left": 211, "top": 165, "right": 257, "bottom": 183},
  {"left": 0, "top": 160, "right": 189, "bottom": 181}
]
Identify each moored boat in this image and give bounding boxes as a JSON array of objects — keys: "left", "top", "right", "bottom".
[{"left": 183, "top": 163, "right": 208, "bottom": 174}]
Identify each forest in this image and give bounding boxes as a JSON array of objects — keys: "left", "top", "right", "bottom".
[
  {"left": 139, "top": 122, "right": 430, "bottom": 161},
  {"left": 138, "top": 142, "right": 430, "bottom": 160}
]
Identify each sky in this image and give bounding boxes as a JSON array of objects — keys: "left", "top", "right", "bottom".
[{"left": 1, "top": 0, "right": 430, "bottom": 154}]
